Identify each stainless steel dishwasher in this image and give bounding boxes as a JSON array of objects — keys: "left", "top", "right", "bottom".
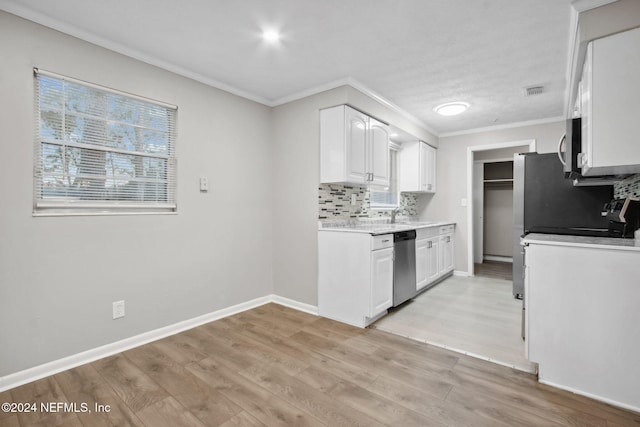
[{"left": 392, "top": 230, "right": 416, "bottom": 307}]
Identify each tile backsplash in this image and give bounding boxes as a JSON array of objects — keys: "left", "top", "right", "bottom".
[
  {"left": 318, "top": 183, "right": 417, "bottom": 220},
  {"left": 614, "top": 174, "right": 640, "bottom": 199}
]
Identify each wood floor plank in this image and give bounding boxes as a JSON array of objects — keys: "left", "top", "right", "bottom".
[
  {"left": 229, "top": 309, "right": 304, "bottom": 338},
  {"left": 124, "top": 343, "right": 243, "bottom": 426},
  {"left": 329, "top": 380, "right": 446, "bottom": 426},
  {"left": 92, "top": 353, "right": 168, "bottom": 413},
  {"left": 217, "top": 411, "right": 266, "bottom": 427},
  {"left": 135, "top": 396, "right": 206, "bottom": 427},
  {"left": 181, "top": 327, "right": 259, "bottom": 373},
  {"left": 0, "top": 415, "right": 20, "bottom": 427},
  {"left": 186, "top": 357, "right": 325, "bottom": 427},
  {"left": 254, "top": 303, "right": 318, "bottom": 325},
  {"left": 238, "top": 364, "right": 386, "bottom": 427},
  {"left": 151, "top": 333, "right": 210, "bottom": 366},
  {"left": 9, "top": 377, "right": 80, "bottom": 427},
  {"left": 0, "top": 391, "right": 14, "bottom": 422},
  {"left": 54, "top": 363, "right": 145, "bottom": 427},
  {"left": 200, "top": 321, "right": 311, "bottom": 376}
]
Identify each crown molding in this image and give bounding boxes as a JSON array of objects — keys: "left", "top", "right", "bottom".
[
  {"left": 439, "top": 116, "right": 565, "bottom": 138},
  {"left": 0, "top": 2, "right": 272, "bottom": 105},
  {"left": 571, "top": 0, "right": 619, "bottom": 13}
]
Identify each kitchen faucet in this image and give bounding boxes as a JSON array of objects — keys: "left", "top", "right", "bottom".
[{"left": 390, "top": 207, "right": 401, "bottom": 224}]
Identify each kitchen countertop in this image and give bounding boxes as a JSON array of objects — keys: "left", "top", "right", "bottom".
[
  {"left": 318, "top": 220, "right": 455, "bottom": 235},
  {"left": 522, "top": 233, "right": 640, "bottom": 252}
]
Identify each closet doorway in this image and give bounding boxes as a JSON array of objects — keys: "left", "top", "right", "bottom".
[
  {"left": 474, "top": 160, "right": 514, "bottom": 280},
  {"left": 466, "top": 140, "right": 535, "bottom": 277}
]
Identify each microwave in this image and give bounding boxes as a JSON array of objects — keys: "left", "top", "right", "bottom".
[{"left": 560, "top": 118, "right": 621, "bottom": 186}]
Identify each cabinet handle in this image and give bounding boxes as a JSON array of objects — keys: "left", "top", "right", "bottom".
[{"left": 382, "top": 239, "right": 390, "bottom": 243}]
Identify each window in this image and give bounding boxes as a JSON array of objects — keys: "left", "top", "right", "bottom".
[
  {"left": 370, "top": 147, "right": 399, "bottom": 209},
  {"left": 34, "top": 69, "right": 177, "bottom": 215}
]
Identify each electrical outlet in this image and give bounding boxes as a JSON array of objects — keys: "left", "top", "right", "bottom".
[
  {"left": 199, "top": 177, "right": 209, "bottom": 192},
  {"left": 112, "top": 300, "right": 125, "bottom": 319}
]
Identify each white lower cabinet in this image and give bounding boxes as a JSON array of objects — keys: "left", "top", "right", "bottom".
[
  {"left": 318, "top": 231, "right": 394, "bottom": 327},
  {"left": 524, "top": 238, "right": 640, "bottom": 410},
  {"left": 439, "top": 233, "right": 454, "bottom": 274},
  {"left": 415, "top": 224, "right": 454, "bottom": 292},
  {"left": 370, "top": 246, "right": 394, "bottom": 317}
]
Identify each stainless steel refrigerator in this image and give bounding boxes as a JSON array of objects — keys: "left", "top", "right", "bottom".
[{"left": 512, "top": 153, "right": 613, "bottom": 298}]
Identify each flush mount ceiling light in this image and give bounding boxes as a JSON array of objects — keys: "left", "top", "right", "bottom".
[
  {"left": 262, "top": 29, "right": 281, "bottom": 43},
  {"left": 434, "top": 102, "right": 469, "bottom": 116}
]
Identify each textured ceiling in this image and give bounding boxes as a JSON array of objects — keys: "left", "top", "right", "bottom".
[{"left": 0, "top": 0, "right": 574, "bottom": 135}]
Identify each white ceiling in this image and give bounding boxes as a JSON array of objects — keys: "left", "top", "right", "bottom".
[{"left": 0, "top": 0, "right": 576, "bottom": 135}]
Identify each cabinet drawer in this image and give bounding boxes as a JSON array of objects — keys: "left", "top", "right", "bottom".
[
  {"left": 372, "top": 234, "right": 394, "bottom": 250},
  {"left": 416, "top": 226, "right": 439, "bottom": 240},
  {"left": 439, "top": 225, "right": 454, "bottom": 235}
]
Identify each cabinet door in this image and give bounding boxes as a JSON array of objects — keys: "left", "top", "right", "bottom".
[
  {"left": 418, "top": 143, "right": 436, "bottom": 193},
  {"left": 419, "top": 143, "right": 429, "bottom": 192},
  {"left": 420, "top": 144, "right": 436, "bottom": 193},
  {"left": 369, "top": 118, "right": 390, "bottom": 186},
  {"left": 416, "top": 238, "right": 429, "bottom": 291},
  {"left": 427, "top": 145, "right": 436, "bottom": 193},
  {"left": 439, "top": 233, "right": 454, "bottom": 274},
  {"left": 345, "top": 108, "right": 369, "bottom": 183},
  {"left": 370, "top": 247, "right": 394, "bottom": 318},
  {"left": 427, "top": 238, "right": 440, "bottom": 283},
  {"left": 581, "top": 28, "right": 640, "bottom": 176}
]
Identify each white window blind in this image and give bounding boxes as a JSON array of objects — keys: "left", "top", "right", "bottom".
[{"left": 34, "top": 69, "right": 177, "bottom": 215}]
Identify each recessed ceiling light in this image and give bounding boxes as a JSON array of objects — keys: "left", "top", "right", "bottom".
[
  {"left": 262, "top": 29, "right": 281, "bottom": 43},
  {"left": 434, "top": 102, "right": 469, "bottom": 116}
]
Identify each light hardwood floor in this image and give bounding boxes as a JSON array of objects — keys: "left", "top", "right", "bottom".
[
  {"left": 474, "top": 261, "right": 513, "bottom": 281},
  {"left": 2, "top": 303, "right": 639, "bottom": 426},
  {"left": 373, "top": 274, "right": 534, "bottom": 372}
]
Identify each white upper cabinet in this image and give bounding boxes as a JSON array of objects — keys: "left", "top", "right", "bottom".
[
  {"left": 399, "top": 141, "right": 436, "bottom": 193},
  {"left": 579, "top": 27, "right": 640, "bottom": 176},
  {"left": 320, "top": 105, "right": 390, "bottom": 186}
]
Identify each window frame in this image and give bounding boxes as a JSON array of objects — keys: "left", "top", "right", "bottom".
[
  {"left": 33, "top": 68, "right": 178, "bottom": 216},
  {"left": 369, "top": 144, "right": 400, "bottom": 210}
]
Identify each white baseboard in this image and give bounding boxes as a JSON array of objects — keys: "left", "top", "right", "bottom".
[
  {"left": 483, "top": 255, "right": 513, "bottom": 263},
  {"left": 538, "top": 378, "right": 640, "bottom": 414},
  {"left": 453, "top": 270, "right": 470, "bottom": 277},
  {"left": 271, "top": 295, "right": 319, "bottom": 316},
  {"left": 0, "top": 295, "right": 317, "bottom": 393}
]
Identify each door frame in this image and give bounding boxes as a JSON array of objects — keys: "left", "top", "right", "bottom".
[{"left": 466, "top": 139, "right": 536, "bottom": 276}]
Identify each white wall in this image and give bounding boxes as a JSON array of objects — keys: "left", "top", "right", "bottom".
[
  {"left": 422, "top": 121, "right": 565, "bottom": 273},
  {"left": 484, "top": 184, "right": 514, "bottom": 257},
  {"left": 0, "top": 12, "right": 273, "bottom": 377}
]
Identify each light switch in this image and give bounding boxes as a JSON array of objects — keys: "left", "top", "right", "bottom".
[
  {"left": 460, "top": 198, "right": 467, "bottom": 207},
  {"left": 350, "top": 194, "right": 357, "bottom": 205},
  {"left": 199, "top": 177, "right": 209, "bottom": 192}
]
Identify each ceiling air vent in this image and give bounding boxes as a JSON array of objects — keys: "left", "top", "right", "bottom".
[{"left": 524, "top": 86, "right": 544, "bottom": 96}]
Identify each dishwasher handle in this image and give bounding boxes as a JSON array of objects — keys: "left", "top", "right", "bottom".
[{"left": 394, "top": 230, "right": 416, "bottom": 242}]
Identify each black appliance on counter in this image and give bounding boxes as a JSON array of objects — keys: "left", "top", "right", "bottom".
[
  {"left": 512, "top": 152, "right": 614, "bottom": 298},
  {"left": 606, "top": 197, "right": 640, "bottom": 238}
]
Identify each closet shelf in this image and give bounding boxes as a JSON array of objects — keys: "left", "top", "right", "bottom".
[{"left": 483, "top": 178, "right": 514, "bottom": 183}]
